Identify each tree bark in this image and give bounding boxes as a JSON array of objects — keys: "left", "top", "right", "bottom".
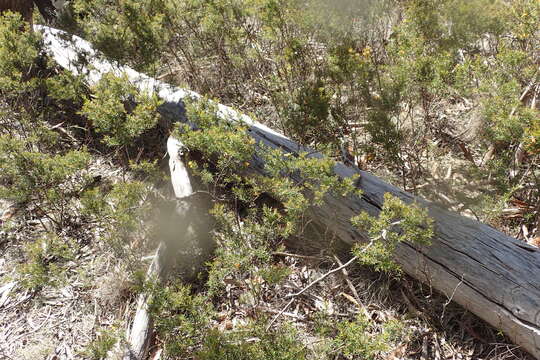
[{"left": 38, "top": 26, "right": 540, "bottom": 359}]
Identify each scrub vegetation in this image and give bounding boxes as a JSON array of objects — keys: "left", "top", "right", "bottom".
[{"left": 0, "top": 0, "right": 538, "bottom": 359}]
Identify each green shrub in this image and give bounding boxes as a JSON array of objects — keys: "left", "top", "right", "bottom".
[
  {"left": 82, "top": 327, "right": 120, "bottom": 360},
  {"left": 19, "top": 234, "right": 78, "bottom": 291},
  {"left": 71, "top": 0, "right": 170, "bottom": 72},
  {"left": 335, "top": 313, "right": 407, "bottom": 359},
  {"left": 352, "top": 193, "right": 433, "bottom": 274},
  {"left": 80, "top": 180, "right": 155, "bottom": 266},
  {"left": 257, "top": 264, "right": 291, "bottom": 286},
  {"left": 197, "top": 324, "right": 307, "bottom": 360},
  {"left": 0, "top": 135, "right": 92, "bottom": 227},
  {"left": 175, "top": 97, "right": 360, "bottom": 297},
  {"left": 81, "top": 72, "right": 162, "bottom": 149},
  {"left": 0, "top": 12, "right": 41, "bottom": 94},
  {"left": 146, "top": 280, "right": 214, "bottom": 357}
]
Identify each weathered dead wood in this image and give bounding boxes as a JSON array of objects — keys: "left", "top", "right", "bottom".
[
  {"left": 123, "top": 245, "right": 165, "bottom": 360},
  {"left": 255, "top": 128, "right": 540, "bottom": 359},
  {"left": 38, "top": 26, "right": 540, "bottom": 359},
  {"left": 123, "top": 138, "right": 195, "bottom": 360}
]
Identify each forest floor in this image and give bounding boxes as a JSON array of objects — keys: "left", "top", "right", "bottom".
[{"left": 1, "top": 210, "right": 534, "bottom": 359}]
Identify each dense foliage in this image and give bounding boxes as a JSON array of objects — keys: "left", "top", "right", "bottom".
[{"left": 62, "top": 0, "right": 540, "bottom": 225}]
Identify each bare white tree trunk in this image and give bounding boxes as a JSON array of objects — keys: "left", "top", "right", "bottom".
[
  {"left": 123, "top": 245, "right": 164, "bottom": 360},
  {"left": 123, "top": 138, "right": 196, "bottom": 360}
]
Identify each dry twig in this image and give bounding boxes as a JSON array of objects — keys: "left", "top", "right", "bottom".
[{"left": 267, "top": 240, "right": 375, "bottom": 330}]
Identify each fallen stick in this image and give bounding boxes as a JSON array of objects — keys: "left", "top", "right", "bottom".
[
  {"left": 268, "top": 241, "right": 375, "bottom": 330},
  {"left": 333, "top": 255, "right": 370, "bottom": 318},
  {"left": 123, "top": 245, "right": 165, "bottom": 360},
  {"left": 123, "top": 138, "right": 196, "bottom": 360},
  {"left": 285, "top": 254, "right": 361, "bottom": 300}
]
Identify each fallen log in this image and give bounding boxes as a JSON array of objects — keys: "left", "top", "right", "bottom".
[{"left": 37, "top": 26, "right": 540, "bottom": 359}]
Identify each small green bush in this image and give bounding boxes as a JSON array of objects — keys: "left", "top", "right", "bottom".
[
  {"left": 81, "top": 72, "right": 162, "bottom": 149},
  {"left": 82, "top": 326, "right": 120, "bottom": 360},
  {"left": 19, "top": 234, "right": 78, "bottom": 291},
  {"left": 80, "top": 180, "right": 155, "bottom": 267},
  {"left": 0, "top": 12, "right": 41, "bottom": 93},
  {"left": 196, "top": 324, "right": 307, "bottom": 360},
  {"left": 71, "top": 0, "right": 170, "bottom": 72},
  {"left": 335, "top": 313, "right": 407, "bottom": 359},
  {"left": 146, "top": 280, "right": 214, "bottom": 357},
  {"left": 352, "top": 193, "right": 433, "bottom": 274},
  {"left": 0, "top": 135, "right": 92, "bottom": 227}
]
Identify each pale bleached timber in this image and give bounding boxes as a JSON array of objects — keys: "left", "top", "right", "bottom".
[
  {"left": 123, "top": 139, "right": 196, "bottom": 360},
  {"left": 123, "top": 245, "right": 164, "bottom": 360},
  {"left": 168, "top": 137, "right": 193, "bottom": 198},
  {"left": 37, "top": 26, "right": 540, "bottom": 359}
]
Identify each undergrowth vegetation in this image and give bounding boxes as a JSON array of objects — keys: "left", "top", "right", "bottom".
[
  {"left": 147, "top": 97, "right": 432, "bottom": 358},
  {"left": 0, "top": 0, "right": 538, "bottom": 359},
  {"left": 0, "top": 12, "right": 163, "bottom": 289},
  {"left": 64, "top": 0, "right": 540, "bottom": 230}
]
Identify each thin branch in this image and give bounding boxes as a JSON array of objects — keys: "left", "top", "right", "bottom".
[
  {"left": 272, "top": 251, "right": 322, "bottom": 260},
  {"left": 333, "top": 255, "right": 370, "bottom": 317},
  {"left": 441, "top": 275, "right": 464, "bottom": 320},
  {"left": 286, "top": 254, "right": 360, "bottom": 299},
  {"left": 267, "top": 240, "right": 375, "bottom": 330},
  {"left": 266, "top": 298, "right": 294, "bottom": 331}
]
